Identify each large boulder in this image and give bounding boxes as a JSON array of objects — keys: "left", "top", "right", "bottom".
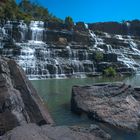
[
  {"left": 0, "top": 123, "right": 111, "bottom": 140},
  {"left": 71, "top": 82, "right": 140, "bottom": 131},
  {"left": 0, "top": 57, "right": 53, "bottom": 135}
]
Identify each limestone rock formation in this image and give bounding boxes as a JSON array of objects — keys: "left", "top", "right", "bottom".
[
  {"left": 0, "top": 20, "right": 140, "bottom": 79},
  {"left": 88, "top": 20, "right": 140, "bottom": 36},
  {"left": 0, "top": 57, "right": 53, "bottom": 135},
  {"left": 0, "top": 123, "right": 111, "bottom": 140},
  {"left": 71, "top": 82, "right": 140, "bottom": 131}
]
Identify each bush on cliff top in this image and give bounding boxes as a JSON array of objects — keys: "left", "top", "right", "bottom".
[{"left": 65, "top": 16, "right": 74, "bottom": 30}]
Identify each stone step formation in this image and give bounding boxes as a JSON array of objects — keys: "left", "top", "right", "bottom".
[{"left": 0, "top": 20, "right": 140, "bottom": 79}]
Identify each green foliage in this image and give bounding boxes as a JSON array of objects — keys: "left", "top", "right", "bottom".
[
  {"left": 65, "top": 16, "right": 74, "bottom": 29},
  {"left": 0, "top": 0, "right": 63, "bottom": 22},
  {"left": 95, "top": 51, "right": 103, "bottom": 62},
  {"left": 0, "top": 0, "right": 18, "bottom": 20},
  {"left": 104, "top": 67, "right": 116, "bottom": 77}
]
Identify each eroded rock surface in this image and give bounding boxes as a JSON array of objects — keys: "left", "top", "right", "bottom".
[
  {"left": 71, "top": 82, "right": 140, "bottom": 131},
  {"left": 0, "top": 57, "right": 53, "bottom": 135},
  {"left": 0, "top": 123, "right": 111, "bottom": 140}
]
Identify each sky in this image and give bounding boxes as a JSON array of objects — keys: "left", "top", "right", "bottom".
[{"left": 16, "top": 0, "right": 140, "bottom": 23}]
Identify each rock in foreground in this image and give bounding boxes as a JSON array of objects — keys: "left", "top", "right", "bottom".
[
  {"left": 71, "top": 82, "right": 140, "bottom": 131},
  {"left": 0, "top": 123, "right": 111, "bottom": 140},
  {"left": 0, "top": 57, "right": 53, "bottom": 135}
]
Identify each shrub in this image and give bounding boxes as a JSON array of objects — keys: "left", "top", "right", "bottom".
[
  {"left": 65, "top": 16, "right": 74, "bottom": 30},
  {"left": 104, "top": 67, "right": 116, "bottom": 77},
  {"left": 95, "top": 51, "right": 103, "bottom": 62}
]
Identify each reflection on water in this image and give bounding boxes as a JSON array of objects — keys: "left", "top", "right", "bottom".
[{"left": 31, "top": 75, "right": 140, "bottom": 140}]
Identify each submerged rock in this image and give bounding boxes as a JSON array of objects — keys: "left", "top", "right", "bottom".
[
  {"left": 0, "top": 57, "right": 53, "bottom": 135},
  {"left": 71, "top": 82, "right": 140, "bottom": 131},
  {"left": 0, "top": 123, "right": 111, "bottom": 140}
]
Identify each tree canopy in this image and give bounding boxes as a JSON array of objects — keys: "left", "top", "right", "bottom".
[
  {"left": 65, "top": 16, "right": 74, "bottom": 30},
  {"left": 0, "top": 0, "right": 63, "bottom": 23}
]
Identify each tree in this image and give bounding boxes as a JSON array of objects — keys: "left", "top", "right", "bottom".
[
  {"left": 3, "top": 0, "right": 18, "bottom": 20},
  {"left": 0, "top": 0, "right": 63, "bottom": 23},
  {"left": 65, "top": 16, "right": 74, "bottom": 30}
]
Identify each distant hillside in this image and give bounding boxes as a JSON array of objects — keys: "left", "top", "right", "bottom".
[{"left": 0, "top": 0, "right": 62, "bottom": 23}]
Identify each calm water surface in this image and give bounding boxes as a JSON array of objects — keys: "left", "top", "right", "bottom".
[{"left": 31, "top": 75, "right": 140, "bottom": 140}]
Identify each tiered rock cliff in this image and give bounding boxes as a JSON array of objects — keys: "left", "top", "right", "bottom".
[{"left": 0, "top": 20, "right": 140, "bottom": 79}]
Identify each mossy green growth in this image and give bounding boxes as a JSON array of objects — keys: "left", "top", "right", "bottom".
[
  {"left": 104, "top": 67, "right": 116, "bottom": 77},
  {"left": 95, "top": 51, "right": 103, "bottom": 62}
]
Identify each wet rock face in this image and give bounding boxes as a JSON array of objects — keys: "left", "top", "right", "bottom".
[
  {"left": 1, "top": 20, "right": 140, "bottom": 79},
  {"left": 0, "top": 123, "right": 111, "bottom": 140},
  {"left": 45, "top": 30, "right": 91, "bottom": 45},
  {"left": 103, "top": 53, "right": 117, "bottom": 62},
  {"left": 88, "top": 22, "right": 127, "bottom": 35},
  {"left": 71, "top": 82, "right": 140, "bottom": 131},
  {"left": 0, "top": 57, "right": 53, "bottom": 135}
]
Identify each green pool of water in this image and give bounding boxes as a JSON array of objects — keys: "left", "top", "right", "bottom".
[{"left": 31, "top": 75, "right": 140, "bottom": 140}]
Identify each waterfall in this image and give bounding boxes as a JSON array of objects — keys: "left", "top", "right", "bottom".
[
  {"left": 18, "top": 21, "right": 28, "bottom": 42},
  {"left": 89, "top": 27, "right": 140, "bottom": 72},
  {"left": 4, "top": 21, "right": 13, "bottom": 36},
  {"left": 29, "top": 21, "right": 45, "bottom": 44},
  {"left": 1, "top": 20, "right": 140, "bottom": 79},
  {"left": 66, "top": 46, "right": 72, "bottom": 59},
  {"left": 104, "top": 32, "right": 111, "bottom": 38},
  {"left": 126, "top": 22, "right": 131, "bottom": 35},
  {"left": 106, "top": 45, "right": 115, "bottom": 53},
  {"left": 115, "top": 35, "right": 123, "bottom": 40},
  {"left": 84, "top": 23, "right": 89, "bottom": 29},
  {"left": 89, "top": 30, "right": 104, "bottom": 51}
]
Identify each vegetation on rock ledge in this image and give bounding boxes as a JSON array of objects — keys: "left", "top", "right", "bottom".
[
  {"left": 95, "top": 51, "right": 104, "bottom": 62},
  {"left": 104, "top": 67, "right": 117, "bottom": 77}
]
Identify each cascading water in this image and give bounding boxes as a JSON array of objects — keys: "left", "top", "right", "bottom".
[
  {"left": 4, "top": 21, "right": 13, "bottom": 35},
  {"left": 0, "top": 20, "right": 140, "bottom": 79},
  {"left": 14, "top": 23, "right": 96, "bottom": 79},
  {"left": 90, "top": 32, "right": 140, "bottom": 72},
  {"left": 18, "top": 21, "right": 28, "bottom": 42},
  {"left": 29, "top": 21, "right": 45, "bottom": 44},
  {"left": 89, "top": 30, "right": 104, "bottom": 52}
]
